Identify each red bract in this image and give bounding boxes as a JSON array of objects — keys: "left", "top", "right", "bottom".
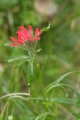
[{"left": 10, "top": 25, "right": 42, "bottom": 47}]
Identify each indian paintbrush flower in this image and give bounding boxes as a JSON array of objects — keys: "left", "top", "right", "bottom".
[{"left": 10, "top": 25, "right": 42, "bottom": 47}]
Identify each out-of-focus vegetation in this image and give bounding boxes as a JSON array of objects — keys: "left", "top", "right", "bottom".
[{"left": 0, "top": 0, "right": 80, "bottom": 120}]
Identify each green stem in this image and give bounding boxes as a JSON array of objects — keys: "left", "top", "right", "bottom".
[
  {"left": 54, "top": 102, "right": 58, "bottom": 120},
  {"left": 28, "top": 48, "right": 50, "bottom": 111},
  {"left": 34, "top": 50, "right": 50, "bottom": 111}
]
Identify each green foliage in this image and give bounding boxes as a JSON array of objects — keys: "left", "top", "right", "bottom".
[{"left": 0, "top": 0, "right": 80, "bottom": 120}]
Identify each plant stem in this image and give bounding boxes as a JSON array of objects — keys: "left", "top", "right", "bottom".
[
  {"left": 28, "top": 48, "right": 50, "bottom": 111},
  {"left": 54, "top": 102, "right": 58, "bottom": 120}
]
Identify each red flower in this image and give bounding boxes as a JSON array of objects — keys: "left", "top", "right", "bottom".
[{"left": 10, "top": 25, "right": 42, "bottom": 46}]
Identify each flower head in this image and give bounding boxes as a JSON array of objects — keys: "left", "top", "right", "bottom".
[{"left": 10, "top": 25, "right": 42, "bottom": 47}]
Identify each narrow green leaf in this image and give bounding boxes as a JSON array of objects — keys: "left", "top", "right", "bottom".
[
  {"left": 8, "top": 55, "right": 32, "bottom": 63},
  {"left": 35, "top": 112, "right": 53, "bottom": 120},
  {"left": 45, "top": 72, "right": 73, "bottom": 93},
  {"left": 42, "top": 23, "right": 51, "bottom": 32},
  {"left": 54, "top": 72, "right": 73, "bottom": 84}
]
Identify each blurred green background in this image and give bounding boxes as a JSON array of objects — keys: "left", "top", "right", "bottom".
[{"left": 0, "top": 0, "right": 80, "bottom": 120}]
